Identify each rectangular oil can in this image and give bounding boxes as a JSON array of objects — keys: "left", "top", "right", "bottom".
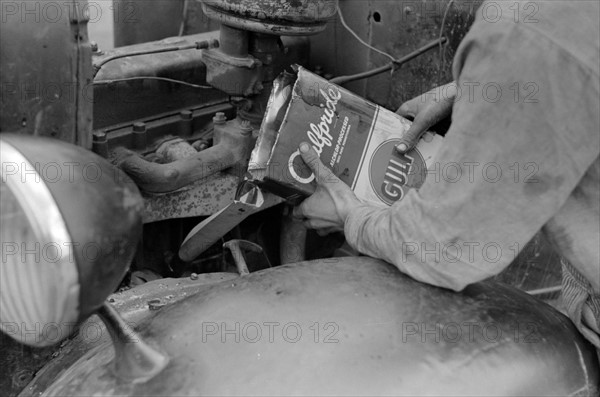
[{"left": 248, "top": 65, "right": 444, "bottom": 206}]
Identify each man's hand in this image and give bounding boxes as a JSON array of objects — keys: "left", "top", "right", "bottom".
[
  {"left": 395, "top": 81, "right": 457, "bottom": 153},
  {"left": 293, "top": 142, "right": 363, "bottom": 235}
]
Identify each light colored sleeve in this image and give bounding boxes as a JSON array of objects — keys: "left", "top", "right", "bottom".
[{"left": 344, "top": 11, "right": 600, "bottom": 291}]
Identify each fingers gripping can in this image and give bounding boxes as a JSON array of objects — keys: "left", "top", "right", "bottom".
[{"left": 248, "top": 65, "right": 444, "bottom": 206}]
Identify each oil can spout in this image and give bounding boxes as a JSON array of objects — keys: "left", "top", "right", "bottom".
[{"left": 97, "top": 303, "right": 169, "bottom": 383}]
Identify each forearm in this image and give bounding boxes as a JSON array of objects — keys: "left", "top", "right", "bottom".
[{"left": 344, "top": 197, "right": 509, "bottom": 291}]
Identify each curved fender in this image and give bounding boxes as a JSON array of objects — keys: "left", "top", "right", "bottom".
[{"left": 35, "top": 258, "right": 599, "bottom": 396}]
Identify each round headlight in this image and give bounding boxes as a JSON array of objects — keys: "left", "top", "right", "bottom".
[{"left": 1, "top": 134, "right": 143, "bottom": 347}]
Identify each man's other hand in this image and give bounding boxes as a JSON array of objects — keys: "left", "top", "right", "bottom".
[
  {"left": 395, "top": 81, "right": 457, "bottom": 153},
  {"left": 293, "top": 142, "right": 362, "bottom": 236}
]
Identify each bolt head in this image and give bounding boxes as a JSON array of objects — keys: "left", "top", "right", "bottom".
[
  {"left": 180, "top": 110, "right": 193, "bottom": 120},
  {"left": 133, "top": 122, "right": 146, "bottom": 133},
  {"left": 93, "top": 131, "right": 107, "bottom": 142},
  {"left": 213, "top": 112, "right": 227, "bottom": 124}
]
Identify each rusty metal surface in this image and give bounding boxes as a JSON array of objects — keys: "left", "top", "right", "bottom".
[
  {"left": 200, "top": 0, "right": 338, "bottom": 36},
  {"left": 92, "top": 102, "right": 244, "bottom": 221},
  {"left": 19, "top": 258, "right": 600, "bottom": 396},
  {"left": 0, "top": 0, "right": 93, "bottom": 147},
  {"left": 309, "top": 0, "right": 482, "bottom": 109},
  {"left": 142, "top": 172, "right": 240, "bottom": 223},
  {"left": 92, "top": 32, "right": 309, "bottom": 220},
  {"left": 16, "top": 273, "right": 238, "bottom": 397},
  {"left": 367, "top": 0, "right": 482, "bottom": 108}
]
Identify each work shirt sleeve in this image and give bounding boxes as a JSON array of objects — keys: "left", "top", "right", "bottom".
[{"left": 344, "top": 13, "right": 600, "bottom": 291}]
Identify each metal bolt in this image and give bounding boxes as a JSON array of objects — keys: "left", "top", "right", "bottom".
[
  {"left": 132, "top": 122, "right": 147, "bottom": 149},
  {"left": 92, "top": 131, "right": 107, "bottom": 142},
  {"left": 133, "top": 122, "right": 146, "bottom": 133},
  {"left": 240, "top": 119, "right": 253, "bottom": 136},
  {"left": 213, "top": 112, "right": 227, "bottom": 125},
  {"left": 179, "top": 110, "right": 194, "bottom": 136},
  {"left": 92, "top": 131, "right": 109, "bottom": 157},
  {"left": 180, "top": 110, "right": 193, "bottom": 120}
]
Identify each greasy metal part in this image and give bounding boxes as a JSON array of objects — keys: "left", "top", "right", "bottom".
[
  {"left": 200, "top": 0, "right": 338, "bottom": 36},
  {"left": 96, "top": 303, "right": 169, "bottom": 382},
  {"left": 200, "top": 25, "right": 263, "bottom": 96},
  {"left": 201, "top": 46, "right": 263, "bottom": 96},
  {"left": 93, "top": 33, "right": 308, "bottom": 129},
  {"left": 91, "top": 33, "right": 308, "bottom": 220},
  {"left": 219, "top": 24, "right": 249, "bottom": 57},
  {"left": 200, "top": 0, "right": 320, "bottom": 97},
  {"left": 94, "top": 103, "right": 234, "bottom": 157},
  {"left": 280, "top": 205, "right": 307, "bottom": 265},
  {"left": 21, "top": 258, "right": 600, "bottom": 396},
  {"left": 112, "top": 116, "right": 254, "bottom": 193},
  {"left": 140, "top": 169, "right": 238, "bottom": 223},
  {"left": 234, "top": 33, "right": 289, "bottom": 124},
  {"left": 156, "top": 138, "right": 198, "bottom": 162},
  {"left": 17, "top": 273, "right": 238, "bottom": 397},
  {"left": 249, "top": 33, "right": 285, "bottom": 73},
  {"left": 0, "top": 0, "right": 93, "bottom": 147}
]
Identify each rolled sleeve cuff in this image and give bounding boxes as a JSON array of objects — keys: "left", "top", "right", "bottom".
[{"left": 344, "top": 204, "right": 385, "bottom": 253}]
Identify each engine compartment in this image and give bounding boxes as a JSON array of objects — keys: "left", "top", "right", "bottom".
[{"left": 0, "top": 1, "right": 580, "bottom": 395}]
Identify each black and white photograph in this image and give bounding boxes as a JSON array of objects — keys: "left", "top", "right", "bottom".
[{"left": 1, "top": 0, "right": 599, "bottom": 395}]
